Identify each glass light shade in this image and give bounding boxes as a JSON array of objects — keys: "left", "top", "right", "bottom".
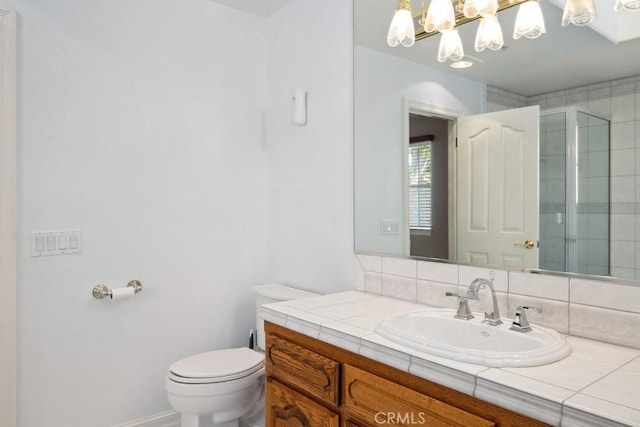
[
  {"left": 387, "top": 9, "right": 415, "bottom": 47},
  {"left": 424, "top": 0, "right": 456, "bottom": 33},
  {"left": 614, "top": 0, "right": 640, "bottom": 11},
  {"left": 475, "top": 15, "right": 504, "bottom": 51},
  {"left": 562, "top": 0, "right": 596, "bottom": 26},
  {"left": 463, "top": 0, "right": 498, "bottom": 18},
  {"left": 437, "top": 29, "right": 464, "bottom": 62},
  {"left": 513, "top": 0, "right": 546, "bottom": 39}
]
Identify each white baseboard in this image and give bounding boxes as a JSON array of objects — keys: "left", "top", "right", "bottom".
[{"left": 113, "top": 410, "right": 181, "bottom": 427}]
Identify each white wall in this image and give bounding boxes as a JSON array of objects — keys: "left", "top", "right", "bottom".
[
  {"left": 12, "top": 1, "right": 270, "bottom": 425},
  {"left": 264, "top": 0, "right": 355, "bottom": 294},
  {"left": 354, "top": 46, "right": 485, "bottom": 255},
  {"left": 9, "top": 0, "right": 356, "bottom": 424}
]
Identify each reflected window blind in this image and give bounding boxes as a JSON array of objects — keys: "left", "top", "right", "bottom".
[{"left": 409, "top": 142, "right": 432, "bottom": 230}]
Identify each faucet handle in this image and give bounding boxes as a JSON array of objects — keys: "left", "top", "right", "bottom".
[
  {"left": 509, "top": 305, "right": 543, "bottom": 333},
  {"left": 445, "top": 292, "right": 474, "bottom": 320}
]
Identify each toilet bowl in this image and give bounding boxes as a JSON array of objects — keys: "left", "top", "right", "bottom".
[{"left": 166, "top": 284, "right": 319, "bottom": 427}]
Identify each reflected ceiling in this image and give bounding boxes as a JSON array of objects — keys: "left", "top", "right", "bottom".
[
  {"left": 355, "top": 0, "right": 640, "bottom": 96},
  {"left": 208, "top": 0, "right": 296, "bottom": 16}
]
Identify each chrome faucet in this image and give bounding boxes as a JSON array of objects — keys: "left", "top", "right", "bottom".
[
  {"left": 465, "top": 278, "right": 502, "bottom": 326},
  {"left": 509, "top": 305, "right": 543, "bottom": 333}
]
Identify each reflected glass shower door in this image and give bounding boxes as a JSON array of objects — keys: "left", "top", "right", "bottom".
[
  {"left": 539, "top": 107, "right": 610, "bottom": 275},
  {"left": 540, "top": 112, "right": 568, "bottom": 272}
]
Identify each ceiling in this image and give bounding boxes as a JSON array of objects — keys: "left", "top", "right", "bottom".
[
  {"left": 209, "top": 0, "right": 640, "bottom": 96},
  {"left": 208, "top": 0, "right": 296, "bottom": 16},
  {"left": 355, "top": 0, "right": 640, "bottom": 96}
]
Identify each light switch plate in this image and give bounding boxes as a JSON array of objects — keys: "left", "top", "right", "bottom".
[
  {"left": 380, "top": 220, "right": 400, "bottom": 235},
  {"left": 31, "top": 230, "right": 82, "bottom": 257}
]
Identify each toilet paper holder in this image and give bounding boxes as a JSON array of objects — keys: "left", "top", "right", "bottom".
[{"left": 92, "top": 280, "right": 142, "bottom": 300}]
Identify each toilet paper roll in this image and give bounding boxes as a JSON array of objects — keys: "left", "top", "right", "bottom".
[{"left": 110, "top": 286, "right": 136, "bottom": 300}]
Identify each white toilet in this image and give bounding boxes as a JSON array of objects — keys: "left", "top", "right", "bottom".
[{"left": 166, "top": 284, "right": 319, "bottom": 427}]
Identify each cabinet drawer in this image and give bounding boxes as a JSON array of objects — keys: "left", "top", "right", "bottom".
[
  {"left": 266, "top": 379, "right": 340, "bottom": 427},
  {"left": 266, "top": 332, "right": 340, "bottom": 407},
  {"left": 344, "top": 365, "right": 496, "bottom": 427}
]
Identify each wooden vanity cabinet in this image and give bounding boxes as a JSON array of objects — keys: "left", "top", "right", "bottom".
[
  {"left": 265, "top": 321, "right": 548, "bottom": 427},
  {"left": 265, "top": 379, "right": 340, "bottom": 426}
]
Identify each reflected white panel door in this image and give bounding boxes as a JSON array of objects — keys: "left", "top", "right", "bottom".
[{"left": 457, "top": 106, "right": 539, "bottom": 268}]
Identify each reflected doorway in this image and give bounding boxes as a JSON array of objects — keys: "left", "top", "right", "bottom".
[{"left": 408, "top": 113, "right": 450, "bottom": 258}]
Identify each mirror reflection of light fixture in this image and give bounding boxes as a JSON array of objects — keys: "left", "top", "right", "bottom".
[
  {"left": 387, "top": 0, "right": 416, "bottom": 47},
  {"left": 386, "top": 0, "right": 635, "bottom": 62},
  {"left": 513, "top": 0, "right": 546, "bottom": 39},
  {"left": 438, "top": 28, "right": 464, "bottom": 62},
  {"left": 424, "top": 0, "right": 456, "bottom": 32},
  {"left": 474, "top": 14, "right": 504, "bottom": 51},
  {"left": 614, "top": 0, "right": 640, "bottom": 11},
  {"left": 463, "top": 0, "right": 498, "bottom": 19},
  {"left": 562, "top": 0, "right": 597, "bottom": 26}
]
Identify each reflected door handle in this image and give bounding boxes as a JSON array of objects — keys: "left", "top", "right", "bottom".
[{"left": 514, "top": 240, "right": 535, "bottom": 249}]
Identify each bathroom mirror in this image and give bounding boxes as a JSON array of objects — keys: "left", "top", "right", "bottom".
[{"left": 354, "top": 0, "right": 640, "bottom": 283}]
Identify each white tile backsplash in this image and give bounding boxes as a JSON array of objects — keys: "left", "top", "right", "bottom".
[
  {"left": 459, "top": 265, "right": 509, "bottom": 292},
  {"left": 416, "top": 260, "right": 458, "bottom": 284},
  {"left": 357, "top": 254, "right": 640, "bottom": 350},
  {"left": 571, "top": 278, "right": 640, "bottom": 313},
  {"left": 363, "top": 271, "right": 382, "bottom": 294},
  {"left": 508, "top": 271, "right": 569, "bottom": 301},
  {"left": 416, "top": 279, "right": 458, "bottom": 308},
  {"left": 382, "top": 256, "right": 417, "bottom": 277},
  {"left": 356, "top": 253, "right": 382, "bottom": 272},
  {"left": 570, "top": 304, "right": 640, "bottom": 348},
  {"left": 381, "top": 274, "right": 417, "bottom": 302}
]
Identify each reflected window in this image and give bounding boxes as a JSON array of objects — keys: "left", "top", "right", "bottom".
[{"left": 408, "top": 141, "right": 432, "bottom": 230}]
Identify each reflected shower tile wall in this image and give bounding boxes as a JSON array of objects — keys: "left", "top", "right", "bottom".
[
  {"left": 495, "top": 76, "right": 640, "bottom": 280},
  {"left": 355, "top": 254, "right": 640, "bottom": 350}
]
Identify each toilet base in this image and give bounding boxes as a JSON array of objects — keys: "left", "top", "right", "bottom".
[{"left": 181, "top": 414, "right": 239, "bottom": 427}]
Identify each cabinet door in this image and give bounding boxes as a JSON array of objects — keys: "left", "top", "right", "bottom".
[
  {"left": 344, "top": 365, "right": 495, "bottom": 427},
  {"left": 266, "top": 378, "right": 340, "bottom": 427},
  {"left": 266, "top": 333, "right": 340, "bottom": 407}
]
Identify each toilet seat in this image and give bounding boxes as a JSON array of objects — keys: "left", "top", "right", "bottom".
[{"left": 169, "top": 347, "right": 264, "bottom": 384}]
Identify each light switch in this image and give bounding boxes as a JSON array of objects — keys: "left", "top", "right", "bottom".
[
  {"left": 58, "top": 235, "right": 68, "bottom": 250},
  {"left": 68, "top": 233, "right": 79, "bottom": 250},
  {"left": 46, "top": 235, "right": 57, "bottom": 251},
  {"left": 35, "top": 236, "right": 45, "bottom": 252}
]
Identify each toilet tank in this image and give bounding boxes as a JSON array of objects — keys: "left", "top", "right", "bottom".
[{"left": 253, "top": 284, "right": 319, "bottom": 350}]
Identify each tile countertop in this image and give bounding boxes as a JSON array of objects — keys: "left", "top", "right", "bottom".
[{"left": 260, "top": 291, "right": 640, "bottom": 427}]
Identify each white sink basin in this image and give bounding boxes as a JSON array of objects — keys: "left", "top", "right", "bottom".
[{"left": 375, "top": 308, "right": 572, "bottom": 367}]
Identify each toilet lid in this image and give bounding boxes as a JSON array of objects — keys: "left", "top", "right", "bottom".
[{"left": 169, "top": 347, "right": 264, "bottom": 384}]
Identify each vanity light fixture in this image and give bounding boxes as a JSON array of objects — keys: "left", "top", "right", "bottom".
[
  {"left": 387, "top": 0, "right": 416, "bottom": 47},
  {"left": 386, "top": 0, "right": 635, "bottom": 63},
  {"left": 425, "top": 0, "right": 457, "bottom": 32},
  {"left": 512, "top": 0, "right": 546, "bottom": 39},
  {"left": 438, "top": 28, "right": 464, "bottom": 62},
  {"left": 475, "top": 14, "right": 504, "bottom": 51},
  {"left": 562, "top": 0, "right": 597, "bottom": 26},
  {"left": 614, "top": 0, "right": 640, "bottom": 11}
]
